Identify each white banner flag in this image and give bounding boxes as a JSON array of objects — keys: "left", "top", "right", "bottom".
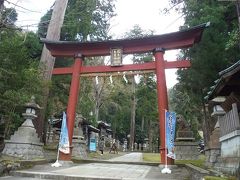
[{"left": 59, "top": 112, "right": 70, "bottom": 154}]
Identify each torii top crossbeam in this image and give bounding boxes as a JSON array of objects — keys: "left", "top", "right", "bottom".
[
  {"left": 42, "top": 22, "right": 209, "bottom": 163},
  {"left": 42, "top": 22, "right": 209, "bottom": 57}
]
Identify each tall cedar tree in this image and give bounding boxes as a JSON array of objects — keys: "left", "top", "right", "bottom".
[{"left": 37, "top": 0, "right": 116, "bottom": 124}]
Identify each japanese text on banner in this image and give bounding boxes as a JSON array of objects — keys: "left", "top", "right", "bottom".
[{"left": 166, "top": 111, "right": 176, "bottom": 159}]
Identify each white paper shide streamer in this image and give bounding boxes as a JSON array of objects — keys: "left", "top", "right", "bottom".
[
  {"left": 109, "top": 75, "right": 113, "bottom": 84},
  {"left": 123, "top": 73, "right": 128, "bottom": 84},
  {"left": 95, "top": 76, "right": 99, "bottom": 85}
]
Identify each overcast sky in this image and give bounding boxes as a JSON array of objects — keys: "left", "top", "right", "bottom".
[{"left": 6, "top": 0, "right": 184, "bottom": 88}]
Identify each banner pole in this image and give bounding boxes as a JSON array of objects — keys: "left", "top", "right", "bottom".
[
  {"left": 161, "top": 109, "right": 171, "bottom": 174},
  {"left": 56, "top": 134, "right": 61, "bottom": 161},
  {"left": 51, "top": 112, "right": 66, "bottom": 167},
  {"left": 51, "top": 131, "right": 62, "bottom": 167},
  {"left": 165, "top": 109, "right": 167, "bottom": 169}
]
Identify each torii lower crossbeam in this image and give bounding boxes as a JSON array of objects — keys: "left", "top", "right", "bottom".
[{"left": 52, "top": 60, "right": 190, "bottom": 75}]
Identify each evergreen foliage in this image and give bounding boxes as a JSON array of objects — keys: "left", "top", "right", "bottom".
[
  {"left": 167, "top": 0, "right": 240, "bottom": 143},
  {"left": 0, "top": 28, "right": 44, "bottom": 138},
  {"left": 3, "top": 0, "right": 239, "bottom": 149}
]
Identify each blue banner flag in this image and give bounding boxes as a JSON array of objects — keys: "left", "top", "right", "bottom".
[
  {"left": 59, "top": 112, "right": 70, "bottom": 154},
  {"left": 166, "top": 111, "right": 176, "bottom": 159},
  {"left": 89, "top": 138, "right": 97, "bottom": 152}
]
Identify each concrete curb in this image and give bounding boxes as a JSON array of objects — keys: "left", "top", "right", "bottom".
[
  {"left": 17, "top": 159, "right": 50, "bottom": 167},
  {"left": 185, "top": 164, "right": 210, "bottom": 180},
  {"left": 11, "top": 171, "right": 122, "bottom": 180},
  {"left": 73, "top": 159, "right": 160, "bottom": 166},
  {"left": 184, "top": 163, "right": 229, "bottom": 180}
]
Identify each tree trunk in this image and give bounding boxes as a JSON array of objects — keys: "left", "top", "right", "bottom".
[
  {"left": 0, "top": 0, "right": 4, "bottom": 25},
  {"left": 141, "top": 116, "right": 145, "bottom": 131},
  {"left": 236, "top": 0, "right": 240, "bottom": 31},
  {"left": 148, "top": 120, "right": 153, "bottom": 152},
  {"left": 202, "top": 92, "right": 212, "bottom": 147},
  {"left": 3, "top": 117, "right": 10, "bottom": 139},
  {"left": 130, "top": 77, "right": 136, "bottom": 151},
  {"left": 93, "top": 80, "right": 104, "bottom": 122},
  {"left": 38, "top": 0, "right": 69, "bottom": 144},
  {"left": 95, "top": 103, "right": 99, "bottom": 122}
]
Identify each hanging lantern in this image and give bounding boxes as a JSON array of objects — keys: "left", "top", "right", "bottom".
[{"left": 110, "top": 48, "right": 122, "bottom": 66}]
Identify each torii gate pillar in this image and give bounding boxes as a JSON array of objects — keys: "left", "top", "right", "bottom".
[
  {"left": 60, "top": 54, "right": 83, "bottom": 160},
  {"left": 154, "top": 48, "right": 173, "bottom": 165}
]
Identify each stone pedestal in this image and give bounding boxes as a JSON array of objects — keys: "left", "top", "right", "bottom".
[
  {"left": 46, "top": 128, "right": 54, "bottom": 144},
  {"left": 71, "top": 124, "right": 87, "bottom": 159},
  {"left": 71, "top": 138, "right": 87, "bottom": 159},
  {"left": 176, "top": 131, "right": 195, "bottom": 141},
  {"left": 205, "top": 148, "right": 221, "bottom": 167},
  {"left": 2, "top": 96, "right": 44, "bottom": 160},
  {"left": 134, "top": 142, "right": 138, "bottom": 150},
  {"left": 205, "top": 124, "right": 221, "bottom": 167},
  {"left": 175, "top": 141, "right": 199, "bottom": 160},
  {"left": 175, "top": 127, "right": 199, "bottom": 160},
  {"left": 2, "top": 119, "right": 44, "bottom": 160}
]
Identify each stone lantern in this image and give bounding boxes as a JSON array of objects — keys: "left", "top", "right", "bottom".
[
  {"left": 22, "top": 96, "right": 41, "bottom": 125},
  {"left": 211, "top": 105, "right": 225, "bottom": 117},
  {"left": 2, "top": 96, "right": 44, "bottom": 160}
]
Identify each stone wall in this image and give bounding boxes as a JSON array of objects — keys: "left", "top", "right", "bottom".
[
  {"left": 215, "top": 157, "right": 240, "bottom": 178},
  {"left": 215, "top": 130, "right": 240, "bottom": 177},
  {"left": 220, "top": 130, "right": 240, "bottom": 157},
  {"left": 185, "top": 164, "right": 210, "bottom": 180},
  {"left": 0, "top": 161, "right": 20, "bottom": 176}
]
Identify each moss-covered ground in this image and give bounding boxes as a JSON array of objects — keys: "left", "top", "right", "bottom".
[{"left": 142, "top": 153, "right": 237, "bottom": 180}]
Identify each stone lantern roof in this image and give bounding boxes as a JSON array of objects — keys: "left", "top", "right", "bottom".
[
  {"left": 106, "top": 129, "right": 112, "bottom": 133},
  {"left": 87, "top": 125, "right": 100, "bottom": 133},
  {"left": 97, "top": 121, "right": 111, "bottom": 128},
  {"left": 24, "top": 96, "right": 41, "bottom": 110}
]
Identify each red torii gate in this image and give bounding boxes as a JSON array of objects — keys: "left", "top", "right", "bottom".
[{"left": 42, "top": 23, "right": 208, "bottom": 164}]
